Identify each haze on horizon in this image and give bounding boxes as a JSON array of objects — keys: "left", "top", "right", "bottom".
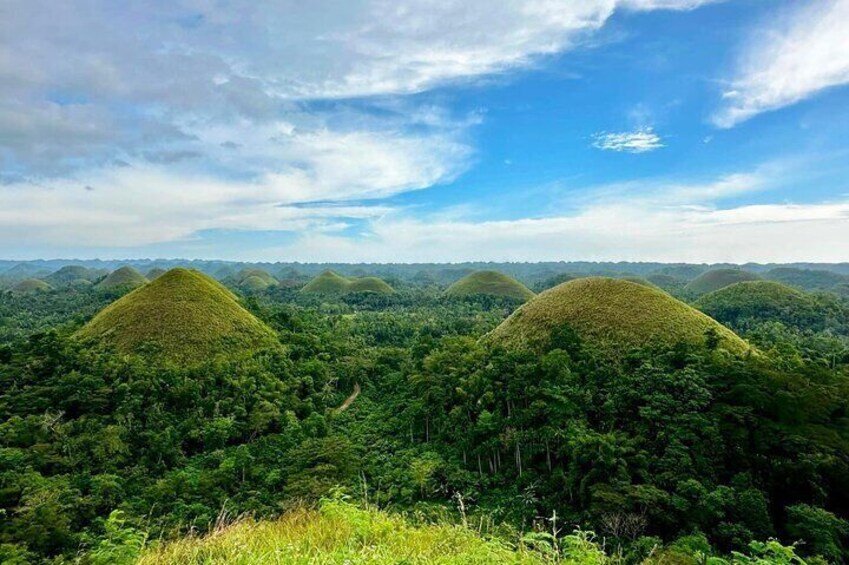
[{"left": 2, "top": 0, "right": 848, "bottom": 263}]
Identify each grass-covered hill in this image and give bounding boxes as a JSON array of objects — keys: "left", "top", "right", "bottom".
[
  {"left": 445, "top": 270, "right": 535, "bottom": 301},
  {"left": 77, "top": 268, "right": 279, "bottom": 363},
  {"left": 302, "top": 270, "right": 395, "bottom": 295},
  {"left": 696, "top": 281, "right": 834, "bottom": 331},
  {"left": 490, "top": 277, "right": 749, "bottom": 355},
  {"left": 348, "top": 276, "right": 395, "bottom": 294},
  {"left": 235, "top": 268, "right": 277, "bottom": 290},
  {"left": 8, "top": 278, "right": 52, "bottom": 293},
  {"left": 145, "top": 267, "right": 168, "bottom": 280},
  {"left": 684, "top": 268, "right": 761, "bottom": 295},
  {"left": 43, "top": 265, "right": 107, "bottom": 286},
  {"left": 96, "top": 266, "right": 148, "bottom": 292},
  {"left": 764, "top": 267, "right": 848, "bottom": 291}
]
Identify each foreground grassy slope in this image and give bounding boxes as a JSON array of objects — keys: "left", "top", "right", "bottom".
[
  {"left": 302, "top": 271, "right": 395, "bottom": 295},
  {"left": 685, "top": 269, "right": 761, "bottom": 295},
  {"left": 138, "top": 501, "right": 565, "bottom": 565},
  {"left": 490, "top": 277, "right": 748, "bottom": 355},
  {"left": 445, "top": 270, "right": 535, "bottom": 301},
  {"left": 77, "top": 268, "right": 279, "bottom": 363}
]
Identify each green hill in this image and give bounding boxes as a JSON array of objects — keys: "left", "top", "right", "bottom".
[
  {"left": 489, "top": 277, "right": 748, "bottom": 355},
  {"left": 301, "top": 271, "right": 395, "bottom": 295},
  {"left": 348, "top": 276, "right": 395, "bottom": 294},
  {"left": 236, "top": 268, "right": 276, "bottom": 290},
  {"left": 445, "top": 270, "right": 535, "bottom": 301},
  {"left": 146, "top": 267, "right": 168, "bottom": 280},
  {"left": 696, "top": 281, "right": 827, "bottom": 330},
  {"left": 684, "top": 269, "right": 761, "bottom": 295},
  {"left": 302, "top": 271, "right": 351, "bottom": 294},
  {"left": 77, "top": 268, "right": 279, "bottom": 363},
  {"left": 9, "top": 278, "right": 51, "bottom": 293},
  {"left": 44, "top": 265, "right": 107, "bottom": 286},
  {"left": 96, "top": 266, "right": 148, "bottom": 292}
]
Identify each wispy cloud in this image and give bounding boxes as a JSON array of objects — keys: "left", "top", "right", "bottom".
[
  {"left": 592, "top": 128, "right": 664, "bottom": 153},
  {"left": 714, "top": 0, "right": 849, "bottom": 128}
]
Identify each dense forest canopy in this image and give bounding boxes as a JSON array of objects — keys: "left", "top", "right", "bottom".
[{"left": 1, "top": 262, "right": 849, "bottom": 564}]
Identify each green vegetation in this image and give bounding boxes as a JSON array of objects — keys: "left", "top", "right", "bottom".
[
  {"left": 96, "top": 266, "right": 148, "bottom": 292},
  {"left": 685, "top": 269, "right": 762, "bottom": 295},
  {"left": 302, "top": 270, "right": 351, "bottom": 294},
  {"left": 765, "top": 267, "right": 848, "bottom": 291},
  {"left": 348, "top": 276, "right": 395, "bottom": 294},
  {"left": 145, "top": 267, "right": 168, "bottom": 280},
  {"left": 696, "top": 281, "right": 837, "bottom": 332},
  {"left": 445, "top": 270, "right": 535, "bottom": 301},
  {"left": 619, "top": 276, "right": 658, "bottom": 288},
  {"left": 2, "top": 261, "right": 849, "bottom": 564},
  {"left": 302, "top": 270, "right": 395, "bottom": 295},
  {"left": 44, "top": 265, "right": 107, "bottom": 286},
  {"left": 8, "top": 278, "right": 52, "bottom": 293},
  {"left": 77, "top": 268, "right": 279, "bottom": 363},
  {"left": 234, "top": 268, "right": 277, "bottom": 290},
  {"left": 490, "top": 277, "right": 749, "bottom": 354}
]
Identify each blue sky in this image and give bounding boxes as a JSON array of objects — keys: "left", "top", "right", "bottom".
[{"left": 1, "top": 0, "right": 848, "bottom": 262}]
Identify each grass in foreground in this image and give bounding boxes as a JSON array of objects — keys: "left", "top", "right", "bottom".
[
  {"left": 137, "top": 500, "right": 563, "bottom": 565},
  {"left": 132, "top": 500, "right": 812, "bottom": 565}
]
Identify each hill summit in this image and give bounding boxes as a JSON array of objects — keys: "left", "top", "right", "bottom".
[
  {"left": 77, "top": 268, "right": 279, "bottom": 363},
  {"left": 489, "top": 277, "right": 748, "bottom": 355},
  {"left": 445, "top": 270, "right": 534, "bottom": 301},
  {"left": 96, "top": 266, "right": 148, "bottom": 292}
]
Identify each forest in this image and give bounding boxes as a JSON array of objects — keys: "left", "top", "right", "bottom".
[{"left": 1, "top": 261, "right": 849, "bottom": 564}]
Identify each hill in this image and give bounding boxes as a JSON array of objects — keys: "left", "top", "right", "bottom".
[
  {"left": 301, "top": 271, "right": 395, "bottom": 295},
  {"left": 696, "top": 281, "right": 829, "bottom": 330},
  {"left": 684, "top": 269, "right": 761, "bottom": 295},
  {"left": 489, "top": 277, "right": 748, "bottom": 355},
  {"left": 9, "top": 278, "right": 51, "bottom": 293},
  {"left": 96, "top": 266, "right": 148, "bottom": 292},
  {"left": 44, "top": 265, "right": 107, "bottom": 286},
  {"left": 347, "top": 276, "right": 395, "bottom": 294},
  {"left": 302, "top": 270, "right": 351, "bottom": 294},
  {"left": 146, "top": 267, "right": 168, "bottom": 280},
  {"left": 445, "top": 270, "right": 535, "bottom": 301},
  {"left": 764, "top": 267, "right": 847, "bottom": 291},
  {"left": 77, "top": 268, "right": 279, "bottom": 363},
  {"left": 235, "top": 268, "right": 277, "bottom": 290}
]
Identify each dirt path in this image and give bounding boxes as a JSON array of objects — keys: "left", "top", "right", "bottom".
[{"left": 334, "top": 383, "right": 361, "bottom": 414}]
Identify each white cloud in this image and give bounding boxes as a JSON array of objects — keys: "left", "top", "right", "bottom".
[
  {"left": 714, "top": 0, "right": 849, "bottom": 128},
  {"left": 592, "top": 128, "right": 664, "bottom": 153},
  {"left": 0, "top": 124, "right": 466, "bottom": 250},
  {"left": 235, "top": 166, "right": 849, "bottom": 264}
]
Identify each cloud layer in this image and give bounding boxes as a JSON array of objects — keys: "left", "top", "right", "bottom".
[
  {"left": 714, "top": 0, "right": 849, "bottom": 127},
  {"left": 592, "top": 128, "right": 664, "bottom": 153}
]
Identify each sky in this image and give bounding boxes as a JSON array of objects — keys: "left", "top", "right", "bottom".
[{"left": 2, "top": 0, "right": 849, "bottom": 263}]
